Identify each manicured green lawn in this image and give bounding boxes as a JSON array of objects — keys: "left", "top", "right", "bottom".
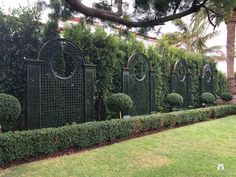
[{"left": 1, "top": 115, "right": 236, "bottom": 177}]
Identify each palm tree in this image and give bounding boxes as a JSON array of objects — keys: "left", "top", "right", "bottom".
[
  {"left": 225, "top": 9, "right": 236, "bottom": 94},
  {"left": 189, "top": 5, "right": 236, "bottom": 93},
  {"left": 158, "top": 18, "right": 222, "bottom": 59}
]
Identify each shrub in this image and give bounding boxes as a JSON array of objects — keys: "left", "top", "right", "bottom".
[
  {"left": 166, "top": 93, "right": 184, "bottom": 107},
  {"left": 220, "top": 92, "right": 233, "bottom": 101},
  {"left": 0, "top": 7, "right": 42, "bottom": 130},
  {"left": 0, "top": 105, "right": 235, "bottom": 165},
  {"left": 201, "top": 92, "right": 216, "bottom": 104},
  {"left": 106, "top": 93, "right": 133, "bottom": 118},
  {"left": 0, "top": 93, "right": 21, "bottom": 132},
  {"left": 0, "top": 105, "right": 236, "bottom": 165}
]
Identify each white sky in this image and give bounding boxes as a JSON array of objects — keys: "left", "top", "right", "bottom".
[{"left": 0, "top": 0, "right": 231, "bottom": 73}]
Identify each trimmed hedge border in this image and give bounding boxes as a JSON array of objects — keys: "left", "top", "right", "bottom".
[{"left": 1, "top": 105, "right": 236, "bottom": 165}]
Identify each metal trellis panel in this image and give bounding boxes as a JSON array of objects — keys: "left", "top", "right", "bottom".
[{"left": 26, "top": 38, "right": 96, "bottom": 129}]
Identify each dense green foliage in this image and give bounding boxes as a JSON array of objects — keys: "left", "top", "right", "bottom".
[
  {"left": 41, "top": 20, "right": 60, "bottom": 42},
  {"left": 201, "top": 92, "right": 216, "bottom": 104},
  {"left": 0, "top": 93, "right": 21, "bottom": 132},
  {"left": 0, "top": 7, "right": 228, "bottom": 126},
  {"left": 166, "top": 93, "right": 184, "bottom": 107},
  {"left": 63, "top": 24, "right": 226, "bottom": 116},
  {"left": 0, "top": 7, "right": 42, "bottom": 129},
  {"left": 215, "top": 71, "right": 227, "bottom": 96},
  {"left": 0, "top": 104, "right": 235, "bottom": 165},
  {"left": 106, "top": 93, "right": 133, "bottom": 116},
  {"left": 63, "top": 25, "right": 145, "bottom": 118},
  {"left": 148, "top": 45, "right": 217, "bottom": 110},
  {"left": 0, "top": 7, "right": 41, "bottom": 96},
  {"left": 220, "top": 92, "right": 233, "bottom": 101}
]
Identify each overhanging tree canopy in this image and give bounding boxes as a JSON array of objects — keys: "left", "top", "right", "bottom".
[{"left": 64, "top": 0, "right": 236, "bottom": 27}]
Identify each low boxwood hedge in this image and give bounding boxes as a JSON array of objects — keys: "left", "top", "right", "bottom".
[{"left": 0, "top": 105, "right": 236, "bottom": 165}]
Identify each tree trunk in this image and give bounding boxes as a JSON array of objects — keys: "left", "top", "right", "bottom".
[{"left": 226, "top": 9, "right": 236, "bottom": 94}]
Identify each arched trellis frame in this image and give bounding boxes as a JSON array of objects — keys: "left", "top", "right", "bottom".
[
  {"left": 25, "top": 38, "right": 96, "bottom": 129},
  {"left": 171, "top": 60, "right": 192, "bottom": 108},
  {"left": 122, "top": 52, "right": 156, "bottom": 115},
  {"left": 201, "top": 64, "right": 215, "bottom": 95}
]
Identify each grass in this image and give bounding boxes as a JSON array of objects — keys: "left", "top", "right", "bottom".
[{"left": 1, "top": 115, "right": 236, "bottom": 177}]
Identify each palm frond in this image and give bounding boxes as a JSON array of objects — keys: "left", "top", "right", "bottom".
[
  {"left": 172, "top": 19, "right": 189, "bottom": 33},
  {"left": 199, "top": 30, "right": 220, "bottom": 43},
  {"left": 202, "top": 45, "right": 223, "bottom": 54}
]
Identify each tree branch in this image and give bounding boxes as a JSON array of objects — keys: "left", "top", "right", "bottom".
[
  {"left": 66, "top": 0, "right": 123, "bottom": 17},
  {"left": 65, "top": 0, "right": 208, "bottom": 27},
  {"left": 201, "top": 5, "right": 216, "bottom": 28},
  {"left": 173, "top": 1, "right": 181, "bottom": 15}
]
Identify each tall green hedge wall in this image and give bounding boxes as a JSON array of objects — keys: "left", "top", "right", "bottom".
[
  {"left": 0, "top": 8, "right": 228, "bottom": 129},
  {"left": 64, "top": 26, "right": 146, "bottom": 118},
  {"left": 63, "top": 24, "right": 227, "bottom": 116}
]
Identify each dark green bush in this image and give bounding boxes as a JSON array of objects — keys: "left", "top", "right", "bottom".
[
  {"left": 0, "top": 7, "right": 42, "bottom": 130},
  {"left": 0, "top": 105, "right": 235, "bottom": 165},
  {"left": 106, "top": 93, "right": 133, "bottom": 118},
  {"left": 220, "top": 92, "right": 233, "bottom": 101},
  {"left": 166, "top": 93, "right": 184, "bottom": 107},
  {"left": 201, "top": 92, "right": 216, "bottom": 104},
  {"left": 0, "top": 93, "right": 21, "bottom": 132}
]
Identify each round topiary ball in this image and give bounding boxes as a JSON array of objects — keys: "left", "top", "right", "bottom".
[
  {"left": 200, "top": 92, "right": 216, "bottom": 104},
  {"left": 166, "top": 93, "right": 184, "bottom": 106},
  {"left": 0, "top": 93, "right": 21, "bottom": 132},
  {"left": 106, "top": 93, "right": 133, "bottom": 116},
  {"left": 220, "top": 92, "right": 233, "bottom": 101}
]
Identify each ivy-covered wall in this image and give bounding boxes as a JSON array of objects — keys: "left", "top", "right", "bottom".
[{"left": 63, "top": 24, "right": 227, "bottom": 116}]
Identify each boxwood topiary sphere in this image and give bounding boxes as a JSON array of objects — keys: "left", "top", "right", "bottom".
[
  {"left": 106, "top": 93, "right": 133, "bottom": 113},
  {"left": 220, "top": 92, "right": 233, "bottom": 101},
  {"left": 0, "top": 93, "right": 21, "bottom": 132},
  {"left": 166, "top": 93, "right": 184, "bottom": 106},
  {"left": 200, "top": 92, "right": 216, "bottom": 104}
]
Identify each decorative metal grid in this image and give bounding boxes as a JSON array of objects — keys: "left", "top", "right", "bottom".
[
  {"left": 27, "top": 65, "right": 41, "bottom": 129},
  {"left": 85, "top": 64, "right": 96, "bottom": 121},
  {"left": 122, "top": 53, "right": 156, "bottom": 115},
  {"left": 201, "top": 64, "right": 215, "bottom": 94},
  {"left": 149, "top": 71, "right": 156, "bottom": 112},
  {"left": 26, "top": 39, "right": 96, "bottom": 129},
  {"left": 171, "top": 60, "right": 191, "bottom": 108}
]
